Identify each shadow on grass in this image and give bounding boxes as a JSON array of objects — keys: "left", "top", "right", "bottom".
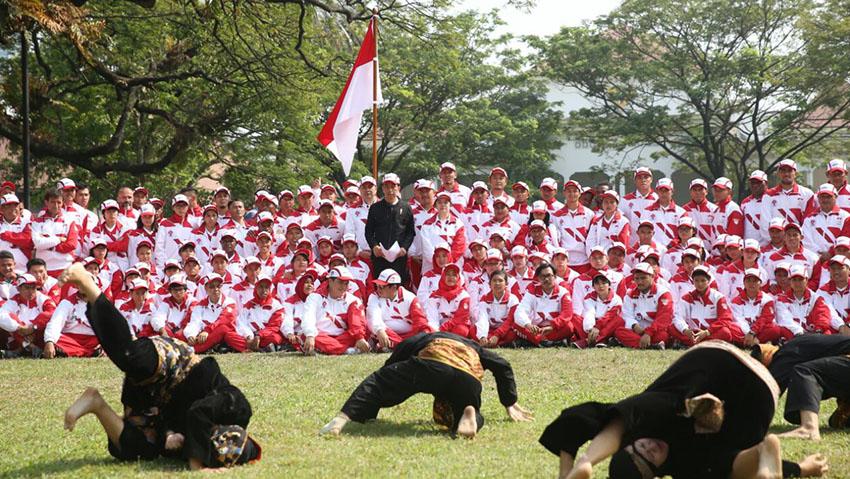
[
  {"left": 4, "top": 456, "right": 186, "bottom": 476},
  {"left": 343, "top": 420, "right": 447, "bottom": 438}
]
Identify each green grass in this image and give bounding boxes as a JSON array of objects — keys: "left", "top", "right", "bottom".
[{"left": 1, "top": 348, "right": 848, "bottom": 478}]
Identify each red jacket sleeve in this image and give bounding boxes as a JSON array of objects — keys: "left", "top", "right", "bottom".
[
  {"left": 1, "top": 225, "right": 32, "bottom": 249},
  {"left": 715, "top": 297, "right": 734, "bottom": 324},
  {"left": 451, "top": 226, "right": 467, "bottom": 263},
  {"left": 752, "top": 300, "right": 776, "bottom": 336},
  {"left": 345, "top": 301, "right": 367, "bottom": 340},
  {"left": 440, "top": 297, "right": 471, "bottom": 332},
  {"left": 549, "top": 292, "right": 575, "bottom": 331},
  {"left": 492, "top": 304, "right": 518, "bottom": 338},
  {"left": 726, "top": 210, "right": 744, "bottom": 237},
  {"left": 107, "top": 231, "right": 130, "bottom": 254},
  {"left": 54, "top": 223, "right": 80, "bottom": 254},
  {"left": 408, "top": 298, "right": 433, "bottom": 333},
  {"left": 809, "top": 296, "right": 832, "bottom": 333},
  {"left": 33, "top": 299, "right": 57, "bottom": 330},
  {"left": 616, "top": 222, "right": 631, "bottom": 249},
  {"left": 646, "top": 292, "right": 674, "bottom": 336}
]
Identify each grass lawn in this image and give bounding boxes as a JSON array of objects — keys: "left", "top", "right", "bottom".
[{"left": 1, "top": 348, "right": 848, "bottom": 478}]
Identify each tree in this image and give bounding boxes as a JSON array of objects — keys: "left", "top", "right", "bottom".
[{"left": 533, "top": 0, "right": 850, "bottom": 197}]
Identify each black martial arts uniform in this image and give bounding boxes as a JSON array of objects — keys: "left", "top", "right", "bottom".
[
  {"left": 540, "top": 341, "right": 802, "bottom": 478},
  {"left": 86, "top": 293, "right": 259, "bottom": 466},
  {"left": 340, "top": 331, "right": 517, "bottom": 433},
  {"left": 762, "top": 334, "right": 850, "bottom": 424}
]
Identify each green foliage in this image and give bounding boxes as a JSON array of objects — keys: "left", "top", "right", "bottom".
[
  {"left": 0, "top": 0, "right": 563, "bottom": 203},
  {"left": 533, "top": 0, "right": 850, "bottom": 197}
]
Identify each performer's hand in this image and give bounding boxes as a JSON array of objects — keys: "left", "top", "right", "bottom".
[
  {"left": 586, "top": 328, "right": 600, "bottom": 344},
  {"left": 196, "top": 332, "right": 209, "bottom": 344},
  {"left": 355, "top": 338, "right": 371, "bottom": 353},
  {"left": 376, "top": 330, "right": 392, "bottom": 350},
  {"left": 248, "top": 336, "right": 260, "bottom": 351},
  {"left": 372, "top": 245, "right": 384, "bottom": 258},
  {"left": 17, "top": 325, "right": 34, "bottom": 336},
  {"left": 799, "top": 453, "right": 828, "bottom": 477},
  {"left": 506, "top": 403, "right": 534, "bottom": 422},
  {"left": 639, "top": 333, "right": 651, "bottom": 349},
  {"left": 303, "top": 336, "right": 316, "bottom": 355},
  {"left": 840, "top": 325, "right": 850, "bottom": 337},
  {"left": 44, "top": 342, "right": 56, "bottom": 359},
  {"left": 165, "top": 432, "right": 185, "bottom": 451}
]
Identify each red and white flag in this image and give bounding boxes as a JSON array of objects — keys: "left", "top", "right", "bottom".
[{"left": 317, "top": 18, "right": 382, "bottom": 175}]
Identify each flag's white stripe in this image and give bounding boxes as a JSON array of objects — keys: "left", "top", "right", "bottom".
[{"left": 330, "top": 60, "right": 382, "bottom": 175}]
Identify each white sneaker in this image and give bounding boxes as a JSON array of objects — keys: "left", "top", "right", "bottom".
[{"left": 345, "top": 347, "right": 360, "bottom": 355}]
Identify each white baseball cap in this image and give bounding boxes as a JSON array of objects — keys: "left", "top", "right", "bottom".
[{"left": 373, "top": 269, "right": 402, "bottom": 286}]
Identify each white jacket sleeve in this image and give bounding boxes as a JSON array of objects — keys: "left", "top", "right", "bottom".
[
  {"left": 301, "top": 293, "right": 321, "bottom": 338},
  {"left": 775, "top": 300, "right": 803, "bottom": 336},
  {"left": 425, "top": 299, "right": 440, "bottom": 331},
  {"left": 182, "top": 306, "right": 204, "bottom": 339},
  {"left": 0, "top": 302, "right": 19, "bottom": 333},
  {"left": 513, "top": 293, "right": 534, "bottom": 328},
  {"left": 30, "top": 227, "right": 61, "bottom": 250},
  {"left": 474, "top": 302, "right": 490, "bottom": 340},
  {"left": 154, "top": 227, "right": 168, "bottom": 270},
  {"left": 572, "top": 281, "right": 587, "bottom": 316},
  {"left": 44, "top": 300, "right": 71, "bottom": 344},
  {"left": 817, "top": 291, "right": 845, "bottom": 331},
  {"left": 581, "top": 298, "right": 597, "bottom": 332},
  {"left": 280, "top": 303, "right": 295, "bottom": 336},
  {"left": 150, "top": 302, "right": 169, "bottom": 332},
  {"left": 622, "top": 296, "right": 637, "bottom": 330},
  {"left": 235, "top": 309, "right": 254, "bottom": 338},
  {"left": 366, "top": 295, "right": 386, "bottom": 334},
  {"left": 730, "top": 302, "right": 751, "bottom": 335},
  {"left": 672, "top": 299, "right": 689, "bottom": 333}
]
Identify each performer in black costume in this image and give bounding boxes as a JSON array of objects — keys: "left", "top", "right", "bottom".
[
  {"left": 540, "top": 341, "right": 827, "bottom": 479},
  {"left": 60, "top": 263, "right": 261, "bottom": 470},
  {"left": 751, "top": 334, "right": 850, "bottom": 441},
  {"left": 320, "top": 331, "right": 533, "bottom": 438}
]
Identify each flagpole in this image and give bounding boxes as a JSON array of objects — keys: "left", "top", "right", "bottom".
[{"left": 371, "top": 11, "right": 379, "bottom": 180}]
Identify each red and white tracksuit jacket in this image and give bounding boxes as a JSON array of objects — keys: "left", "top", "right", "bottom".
[
  {"left": 817, "top": 281, "right": 850, "bottom": 332},
  {"left": 620, "top": 190, "right": 658, "bottom": 245},
  {"left": 462, "top": 203, "right": 491, "bottom": 244},
  {"left": 480, "top": 217, "right": 521, "bottom": 248},
  {"left": 553, "top": 204, "right": 595, "bottom": 267},
  {"left": 88, "top": 221, "right": 131, "bottom": 269},
  {"left": 713, "top": 197, "right": 745, "bottom": 238},
  {"left": 30, "top": 213, "right": 80, "bottom": 273},
  {"left": 0, "top": 215, "right": 31, "bottom": 269},
  {"left": 365, "top": 288, "right": 430, "bottom": 342},
  {"left": 475, "top": 291, "right": 520, "bottom": 342},
  {"left": 625, "top": 240, "right": 668, "bottom": 267},
  {"left": 151, "top": 295, "right": 192, "bottom": 336},
  {"left": 467, "top": 272, "right": 517, "bottom": 312},
  {"left": 437, "top": 183, "right": 472, "bottom": 216},
  {"left": 302, "top": 291, "right": 365, "bottom": 338},
  {"left": 716, "top": 260, "right": 766, "bottom": 300},
  {"left": 802, "top": 207, "right": 850, "bottom": 255},
  {"left": 183, "top": 295, "right": 238, "bottom": 352},
  {"left": 119, "top": 297, "right": 157, "bottom": 338},
  {"left": 761, "top": 184, "right": 817, "bottom": 228},
  {"left": 682, "top": 199, "right": 719, "bottom": 245},
  {"left": 343, "top": 204, "right": 371, "bottom": 253},
  {"left": 282, "top": 295, "right": 309, "bottom": 338},
  {"left": 764, "top": 246, "right": 820, "bottom": 284},
  {"left": 509, "top": 201, "right": 530, "bottom": 225},
  {"left": 234, "top": 295, "right": 284, "bottom": 349},
  {"left": 672, "top": 288, "right": 738, "bottom": 344},
  {"left": 154, "top": 215, "right": 194, "bottom": 269},
  {"left": 643, "top": 200, "right": 687, "bottom": 246},
  {"left": 0, "top": 292, "right": 55, "bottom": 340},
  {"left": 581, "top": 291, "right": 623, "bottom": 341},
  {"left": 508, "top": 266, "right": 535, "bottom": 297},
  {"left": 586, "top": 211, "right": 630, "bottom": 255},
  {"left": 512, "top": 283, "right": 576, "bottom": 343},
  {"left": 571, "top": 268, "right": 624, "bottom": 315},
  {"left": 44, "top": 295, "right": 99, "bottom": 356},
  {"left": 775, "top": 289, "right": 832, "bottom": 336},
  {"left": 107, "top": 228, "right": 157, "bottom": 268},
  {"left": 417, "top": 214, "right": 467, "bottom": 272},
  {"left": 425, "top": 290, "right": 473, "bottom": 338},
  {"left": 304, "top": 217, "right": 344, "bottom": 253},
  {"left": 618, "top": 284, "right": 673, "bottom": 346},
  {"left": 742, "top": 194, "right": 767, "bottom": 245},
  {"left": 191, "top": 225, "right": 222, "bottom": 266},
  {"left": 730, "top": 291, "right": 781, "bottom": 343}
]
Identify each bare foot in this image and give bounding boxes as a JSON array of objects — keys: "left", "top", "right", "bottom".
[
  {"left": 754, "top": 434, "right": 782, "bottom": 479},
  {"left": 456, "top": 405, "right": 477, "bottom": 439},
  {"left": 58, "top": 263, "right": 88, "bottom": 288},
  {"left": 64, "top": 387, "right": 105, "bottom": 431},
  {"left": 799, "top": 453, "right": 829, "bottom": 477},
  {"left": 564, "top": 460, "right": 592, "bottom": 479},
  {"left": 319, "top": 414, "right": 349, "bottom": 436},
  {"left": 778, "top": 426, "right": 821, "bottom": 441}
]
